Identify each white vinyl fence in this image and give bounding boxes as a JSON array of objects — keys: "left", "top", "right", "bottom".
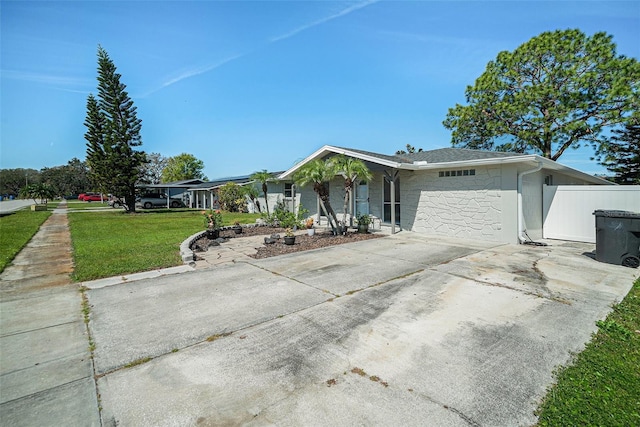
[{"left": 543, "top": 185, "right": 640, "bottom": 243}]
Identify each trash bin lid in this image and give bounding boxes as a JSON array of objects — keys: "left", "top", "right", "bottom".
[{"left": 593, "top": 210, "right": 640, "bottom": 218}]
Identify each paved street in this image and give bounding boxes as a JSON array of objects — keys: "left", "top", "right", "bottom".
[{"left": 0, "top": 199, "right": 34, "bottom": 215}]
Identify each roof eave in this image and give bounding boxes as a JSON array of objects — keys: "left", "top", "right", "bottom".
[
  {"left": 401, "top": 155, "right": 540, "bottom": 170},
  {"left": 277, "top": 145, "right": 402, "bottom": 179},
  {"left": 406, "top": 155, "right": 612, "bottom": 185}
]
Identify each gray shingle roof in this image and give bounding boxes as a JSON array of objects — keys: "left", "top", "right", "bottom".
[
  {"left": 334, "top": 146, "right": 525, "bottom": 164},
  {"left": 403, "top": 148, "right": 525, "bottom": 163}
]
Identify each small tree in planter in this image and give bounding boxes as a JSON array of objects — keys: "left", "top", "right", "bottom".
[
  {"left": 284, "top": 228, "right": 296, "bottom": 245},
  {"left": 356, "top": 213, "right": 372, "bottom": 234},
  {"left": 203, "top": 209, "right": 223, "bottom": 239},
  {"left": 305, "top": 217, "right": 315, "bottom": 236}
]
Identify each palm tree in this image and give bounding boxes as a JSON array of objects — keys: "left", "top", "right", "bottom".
[
  {"left": 250, "top": 170, "right": 273, "bottom": 216},
  {"left": 329, "top": 155, "right": 372, "bottom": 229},
  {"left": 293, "top": 159, "right": 341, "bottom": 235}
]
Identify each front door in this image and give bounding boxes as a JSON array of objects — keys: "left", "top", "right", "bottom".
[{"left": 355, "top": 181, "right": 369, "bottom": 216}]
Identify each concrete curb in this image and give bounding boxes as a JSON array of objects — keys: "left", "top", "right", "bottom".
[{"left": 82, "top": 265, "right": 195, "bottom": 289}]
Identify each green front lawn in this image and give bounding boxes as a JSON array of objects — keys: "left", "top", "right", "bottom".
[
  {"left": 536, "top": 277, "right": 640, "bottom": 425},
  {"left": 68, "top": 209, "right": 260, "bottom": 281},
  {"left": 0, "top": 209, "right": 52, "bottom": 273},
  {"left": 65, "top": 200, "right": 111, "bottom": 210}
]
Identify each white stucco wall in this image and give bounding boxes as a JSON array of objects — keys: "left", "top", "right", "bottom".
[{"left": 401, "top": 166, "right": 505, "bottom": 241}]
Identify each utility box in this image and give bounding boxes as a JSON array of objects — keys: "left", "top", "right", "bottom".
[{"left": 593, "top": 210, "right": 640, "bottom": 268}]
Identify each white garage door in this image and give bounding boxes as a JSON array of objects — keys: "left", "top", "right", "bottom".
[{"left": 543, "top": 185, "right": 640, "bottom": 243}]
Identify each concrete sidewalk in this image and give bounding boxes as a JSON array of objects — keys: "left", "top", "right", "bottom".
[{"left": 0, "top": 201, "right": 100, "bottom": 426}]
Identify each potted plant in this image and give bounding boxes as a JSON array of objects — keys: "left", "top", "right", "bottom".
[
  {"left": 203, "top": 209, "right": 223, "bottom": 239},
  {"left": 284, "top": 228, "right": 296, "bottom": 245},
  {"left": 356, "top": 213, "right": 372, "bottom": 234},
  {"left": 305, "top": 217, "right": 315, "bottom": 236},
  {"left": 232, "top": 221, "right": 243, "bottom": 234}
]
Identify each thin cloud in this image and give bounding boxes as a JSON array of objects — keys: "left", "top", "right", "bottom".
[
  {"left": 161, "top": 54, "right": 244, "bottom": 88},
  {"left": 141, "top": 53, "right": 245, "bottom": 97},
  {"left": 142, "top": 1, "right": 379, "bottom": 96},
  {"left": 270, "top": 0, "right": 379, "bottom": 43}
]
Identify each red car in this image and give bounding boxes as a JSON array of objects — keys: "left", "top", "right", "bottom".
[{"left": 83, "top": 193, "right": 104, "bottom": 202}]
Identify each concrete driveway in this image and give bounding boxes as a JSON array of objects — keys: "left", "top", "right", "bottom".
[{"left": 85, "top": 233, "right": 637, "bottom": 426}]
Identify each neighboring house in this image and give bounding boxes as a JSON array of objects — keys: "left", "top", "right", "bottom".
[
  {"left": 185, "top": 173, "right": 285, "bottom": 211},
  {"left": 139, "top": 179, "right": 206, "bottom": 208},
  {"left": 277, "top": 145, "right": 613, "bottom": 244}
]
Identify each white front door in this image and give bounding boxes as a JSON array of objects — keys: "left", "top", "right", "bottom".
[{"left": 355, "top": 181, "right": 369, "bottom": 216}]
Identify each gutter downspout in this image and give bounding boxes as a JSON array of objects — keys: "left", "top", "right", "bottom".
[{"left": 517, "top": 160, "right": 543, "bottom": 244}]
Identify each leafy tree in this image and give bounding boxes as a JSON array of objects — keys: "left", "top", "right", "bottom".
[
  {"left": 293, "top": 159, "right": 340, "bottom": 235},
  {"left": 250, "top": 170, "right": 274, "bottom": 216},
  {"left": 40, "top": 158, "right": 89, "bottom": 197},
  {"left": 217, "top": 182, "right": 247, "bottom": 212},
  {"left": 329, "top": 155, "right": 372, "bottom": 229},
  {"left": 0, "top": 168, "right": 39, "bottom": 197},
  {"left": 20, "top": 183, "right": 55, "bottom": 204},
  {"left": 395, "top": 144, "right": 423, "bottom": 155},
  {"left": 139, "top": 152, "right": 168, "bottom": 184},
  {"left": 161, "top": 153, "right": 207, "bottom": 182},
  {"left": 443, "top": 29, "right": 640, "bottom": 160},
  {"left": 84, "top": 46, "right": 146, "bottom": 212},
  {"left": 598, "top": 118, "right": 640, "bottom": 184}
]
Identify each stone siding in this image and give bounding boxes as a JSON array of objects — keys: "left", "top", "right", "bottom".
[{"left": 402, "top": 167, "right": 503, "bottom": 240}]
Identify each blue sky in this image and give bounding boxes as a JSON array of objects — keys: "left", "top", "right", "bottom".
[{"left": 2, "top": 1, "right": 638, "bottom": 180}]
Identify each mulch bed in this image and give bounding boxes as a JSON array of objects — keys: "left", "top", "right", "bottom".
[{"left": 192, "top": 225, "right": 385, "bottom": 259}]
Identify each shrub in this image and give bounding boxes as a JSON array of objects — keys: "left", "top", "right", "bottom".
[{"left": 217, "top": 182, "right": 247, "bottom": 212}]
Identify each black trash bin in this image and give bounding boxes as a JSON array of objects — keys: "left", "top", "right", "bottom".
[{"left": 593, "top": 210, "right": 640, "bottom": 268}]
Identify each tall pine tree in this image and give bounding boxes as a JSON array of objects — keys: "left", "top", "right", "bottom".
[
  {"left": 600, "top": 119, "right": 640, "bottom": 184},
  {"left": 84, "top": 46, "right": 146, "bottom": 211}
]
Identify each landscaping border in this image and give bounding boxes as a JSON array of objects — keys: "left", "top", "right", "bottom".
[{"left": 180, "top": 230, "right": 207, "bottom": 264}]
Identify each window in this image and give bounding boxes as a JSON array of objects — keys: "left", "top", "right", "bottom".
[
  {"left": 439, "top": 169, "right": 476, "bottom": 178},
  {"left": 284, "top": 183, "right": 293, "bottom": 198}
]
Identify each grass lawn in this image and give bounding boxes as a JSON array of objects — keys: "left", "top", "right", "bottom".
[
  {"left": 68, "top": 209, "right": 260, "bottom": 281},
  {"left": 536, "top": 277, "right": 640, "bottom": 426},
  {"left": 65, "top": 200, "right": 111, "bottom": 210},
  {"left": 0, "top": 209, "right": 52, "bottom": 273}
]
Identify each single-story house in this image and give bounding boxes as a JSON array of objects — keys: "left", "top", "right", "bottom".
[{"left": 276, "top": 145, "right": 613, "bottom": 244}]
